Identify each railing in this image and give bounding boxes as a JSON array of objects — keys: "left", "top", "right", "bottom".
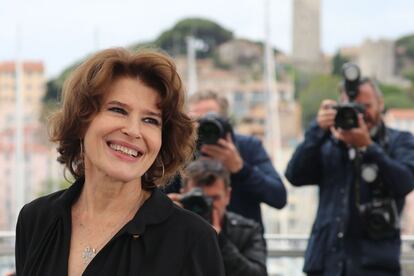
[
  {"left": 0, "top": 231, "right": 15, "bottom": 276},
  {"left": 1, "top": 232, "right": 414, "bottom": 275},
  {"left": 265, "top": 233, "right": 414, "bottom": 259},
  {"left": 264, "top": 234, "right": 414, "bottom": 275}
]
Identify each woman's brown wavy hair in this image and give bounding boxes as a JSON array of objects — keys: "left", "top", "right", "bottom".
[{"left": 49, "top": 48, "right": 195, "bottom": 189}]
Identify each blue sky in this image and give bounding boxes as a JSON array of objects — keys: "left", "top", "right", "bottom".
[{"left": 1, "top": 0, "right": 413, "bottom": 78}]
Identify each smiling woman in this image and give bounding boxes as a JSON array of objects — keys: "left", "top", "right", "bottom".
[
  {"left": 82, "top": 77, "right": 163, "bottom": 186},
  {"left": 14, "top": 48, "right": 225, "bottom": 276}
]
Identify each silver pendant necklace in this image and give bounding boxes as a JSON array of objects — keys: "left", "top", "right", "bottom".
[
  {"left": 79, "top": 191, "right": 146, "bottom": 266},
  {"left": 82, "top": 246, "right": 97, "bottom": 265}
]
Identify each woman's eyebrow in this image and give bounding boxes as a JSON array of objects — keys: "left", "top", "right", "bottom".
[{"left": 107, "top": 100, "right": 128, "bottom": 108}]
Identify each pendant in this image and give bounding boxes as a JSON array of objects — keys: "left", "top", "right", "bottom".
[{"left": 82, "top": 246, "right": 97, "bottom": 265}]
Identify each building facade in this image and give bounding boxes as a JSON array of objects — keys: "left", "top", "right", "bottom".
[
  {"left": 0, "top": 61, "right": 61, "bottom": 230},
  {"left": 358, "top": 39, "right": 396, "bottom": 84},
  {"left": 0, "top": 62, "right": 46, "bottom": 130}
]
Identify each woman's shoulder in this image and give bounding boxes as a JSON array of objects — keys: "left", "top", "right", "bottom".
[
  {"left": 24, "top": 189, "right": 66, "bottom": 210},
  {"left": 18, "top": 189, "right": 68, "bottom": 226}
]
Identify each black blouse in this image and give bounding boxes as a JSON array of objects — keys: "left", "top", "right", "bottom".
[{"left": 15, "top": 179, "right": 225, "bottom": 276}]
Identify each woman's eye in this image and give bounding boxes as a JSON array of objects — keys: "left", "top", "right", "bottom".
[
  {"left": 144, "top": 117, "right": 161, "bottom": 126},
  {"left": 109, "top": 107, "right": 127, "bottom": 115}
]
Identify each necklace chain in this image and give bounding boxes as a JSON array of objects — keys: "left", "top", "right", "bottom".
[{"left": 81, "top": 191, "right": 146, "bottom": 265}]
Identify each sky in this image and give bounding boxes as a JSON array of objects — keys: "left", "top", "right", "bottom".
[{"left": 1, "top": 0, "right": 413, "bottom": 78}]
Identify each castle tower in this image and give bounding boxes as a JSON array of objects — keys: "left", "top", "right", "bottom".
[{"left": 292, "top": 0, "right": 323, "bottom": 72}]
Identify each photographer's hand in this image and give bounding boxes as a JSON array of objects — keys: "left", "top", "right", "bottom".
[
  {"left": 333, "top": 114, "right": 373, "bottom": 148},
  {"left": 317, "top": 99, "right": 337, "bottom": 130},
  {"left": 200, "top": 134, "right": 244, "bottom": 173}
]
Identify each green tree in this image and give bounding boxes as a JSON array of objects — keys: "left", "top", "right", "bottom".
[
  {"left": 43, "top": 62, "right": 81, "bottom": 103},
  {"left": 41, "top": 61, "right": 82, "bottom": 119},
  {"left": 331, "top": 52, "right": 350, "bottom": 76},
  {"left": 293, "top": 70, "right": 314, "bottom": 100},
  {"left": 153, "top": 17, "right": 233, "bottom": 58},
  {"left": 298, "top": 74, "right": 341, "bottom": 127},
  {"left": 395, "top": 34, "right": 414, "bottom": 74},
  {"left": 396, "top": 34, "right": 414, "bottom": 60},
  {"left": 380, "top": 83, "right": 414, "bottom": 110}
]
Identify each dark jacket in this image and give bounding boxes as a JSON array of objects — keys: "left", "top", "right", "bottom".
[
  {"left": 218, "top": 212, "right": 268, "bottom": 276},
  {"left": 230, "top": 134, "right": 286, "bottom": 227},
  {"left": 165, "top": 133, "right": 287, "bottom": 228},
  {"left": 285, "top": 121, "right": 414, "bottom": 276},
  {"left": 15, "top": 179, "right": 225, "bottom": 276}
]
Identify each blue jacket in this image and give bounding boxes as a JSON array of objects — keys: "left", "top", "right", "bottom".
[
  {"left": 230, "top": 133, "right": 286, "bottom": 228},
  {"left": 285, "top": 121, "right": 414, "bottom": 276}
]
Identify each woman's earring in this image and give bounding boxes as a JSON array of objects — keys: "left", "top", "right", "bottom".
[
  {"left": 158, "top": 157, "right": 165, "bottom": 178},
  {"left": 80, "top": 139, "right": 84, "bottom": 161}
]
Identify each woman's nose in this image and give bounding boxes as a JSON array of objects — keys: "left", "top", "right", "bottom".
[{"left": 122, "top": 120, "right": 142, "bottom": 139}]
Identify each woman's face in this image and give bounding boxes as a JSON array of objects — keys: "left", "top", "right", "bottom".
[{"left": 83, "top": 76, "right": 162, "bottom": 183}]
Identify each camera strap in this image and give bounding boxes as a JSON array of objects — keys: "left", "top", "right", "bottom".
[
  {"left": 352, "top": 148, "right": 363, "bottom": 209},
  {"left": 353, "top": 122, "right": 390, "bottom": 207}
]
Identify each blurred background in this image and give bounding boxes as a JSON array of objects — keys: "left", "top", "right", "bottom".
[{"left": 1, "top": 0, "right": 414, "bottom": 275}]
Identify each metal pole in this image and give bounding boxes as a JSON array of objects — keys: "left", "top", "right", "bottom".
[
  {"left": 264, "top": 0, "right": 282, "bottom": 169},
  {"left": 186, "top": 36, "right": 198, "bottom": 97},
  {"left": 94, "top": 26, "right": 100, "bottom": 51},
  {"left": 14, "top": 25, "right": 25, "bottom": 227}
]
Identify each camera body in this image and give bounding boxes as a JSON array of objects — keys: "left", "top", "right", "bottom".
[
  {"left": 334, "top": 63, "right": 365, "bottom": 130},
  {"left": 334, "top": 103, "right": 365, "bottom": 130},
  {"left": 180, "top": 187, "right": 213, "bottom": 223},
  {"left": 359, "top": 197, "right": 399, "bottom": 240},
  {"left": 197, "top": 112, "right": 233, "bottom": 147}
]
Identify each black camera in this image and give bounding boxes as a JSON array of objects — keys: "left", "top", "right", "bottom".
[
  {"left": 359, "top": 197, "right": 399, "bottom": 240},
  {"left": 180, "top": 188, "right": 213, "bottom": 223},
  {"left": 197, "top": 112, "right": 233, "bottom": 146},
  {"left": 334, "top": 63, "right": 365, "bottom": 130}
]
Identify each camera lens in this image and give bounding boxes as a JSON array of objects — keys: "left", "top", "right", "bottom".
[
  {"left": 198, "top": 121, "right": 223, "bottom": 144},
  {"left": 367, "top": 210, "right": 390, "bottom": 231},
  {"left": 180, "top": 188, "right": 213, "bottom": 223}
]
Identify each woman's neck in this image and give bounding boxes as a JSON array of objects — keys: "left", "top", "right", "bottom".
[{"left": 77, "top": 173, "right": 146, "bottom": 219}]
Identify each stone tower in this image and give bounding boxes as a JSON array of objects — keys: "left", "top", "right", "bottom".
[{"left": 292, "top": 0, "right": 323, "bottom": 72}]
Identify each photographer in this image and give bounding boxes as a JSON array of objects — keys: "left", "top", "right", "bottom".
[
  {"left": 166, "top": 90, "right": 286, "bottom": 230},
  {"left": 285, "top": 67, "right": 414, "bottom": 275},
  {"left": 181, "top": 159, "right": 268, "bottom": 276}
]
